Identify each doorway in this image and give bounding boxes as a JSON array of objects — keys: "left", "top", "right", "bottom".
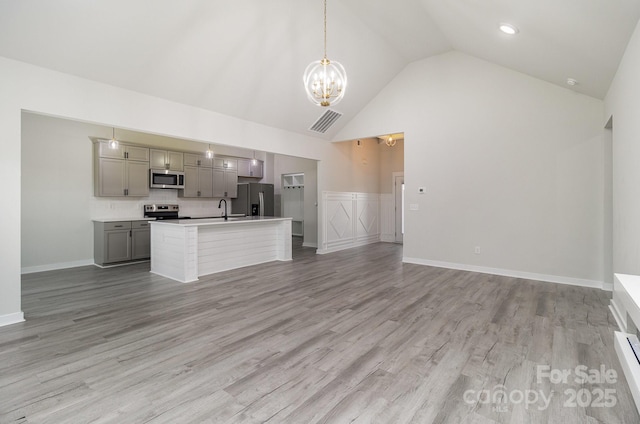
[
  {"left": 393, "top": 173, "right": 404, "bottom": 243},
  {"left": 282, "top": 173, "right": 305, "bottom": 237}
]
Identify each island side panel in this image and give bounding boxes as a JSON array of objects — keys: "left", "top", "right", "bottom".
[
  {"left": 150, "top": 223, "right": 199, "bottom": 283},
  {"left": 276, "top": 219, "right": 293, "bottom": 261},
  {"left": 197, "top": 221, "right": 290, "bottom": 277}
]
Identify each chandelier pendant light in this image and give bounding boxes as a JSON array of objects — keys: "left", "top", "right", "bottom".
[{"left": 303, "top": 0, "right": 347, "bottom": 107}]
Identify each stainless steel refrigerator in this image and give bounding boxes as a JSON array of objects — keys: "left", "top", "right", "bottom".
[{"left": 232, "top": 183, "right": 274, "bottom": 216}]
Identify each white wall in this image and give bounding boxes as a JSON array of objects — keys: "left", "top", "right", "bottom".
[
  {"left": 324, "top": 138, "right": 381, "bottom": 193},
  {"left": 273, "top": 154, "right": 319, "bottom": 247},
  {"left": 0, "top": 56, "right": 340, "bottom": 324},
  {"left": 336, "top": 51, "right": 607, "bottom": 287},
  {"left": 605, "top": 20, "right": 640, "bottom": 276}
]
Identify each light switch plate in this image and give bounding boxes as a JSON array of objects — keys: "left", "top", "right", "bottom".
[{"left": 409, "top": 203, "right": 419, "bottom": 211}]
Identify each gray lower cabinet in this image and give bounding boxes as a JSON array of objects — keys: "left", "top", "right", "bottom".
[
  {"left": 131, "top": 222, "right": 151, "bottom": 260},
  {"left": 94, "top": 220, "right": 151, "bottom": 266}
]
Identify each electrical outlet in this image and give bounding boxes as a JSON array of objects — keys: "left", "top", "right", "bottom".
[
  {"left": 474, "top": 246, "right": 481, "bottom": 255},
  {"left": 409, "top": 203, "right": 419, "bottom": 211}
]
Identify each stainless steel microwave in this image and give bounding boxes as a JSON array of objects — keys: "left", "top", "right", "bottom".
[{"left": 150, "top": 169, "right": 185, "bottom": 189}]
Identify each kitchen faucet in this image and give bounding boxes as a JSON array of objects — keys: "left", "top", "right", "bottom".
[{"left": 218, "top": 198, "right": 228, "bottom": 221}]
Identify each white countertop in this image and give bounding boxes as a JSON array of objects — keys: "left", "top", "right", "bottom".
[
  {"left": 92, "top": 217, "right": 156, "bottom": 223},
  {"left": 616, "top": 273, "right": 640, "bottom": 303},
  {"left": 150, "top": 216, "right": 292, "bottom": 227}
]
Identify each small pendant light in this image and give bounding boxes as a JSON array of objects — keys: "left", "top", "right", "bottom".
[{"left": 108, "top": 127, "right": 119, "bottom": 149}]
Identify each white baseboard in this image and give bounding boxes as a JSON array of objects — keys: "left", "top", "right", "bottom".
[
  {"left": 380, "top": 234, "right": 396, "bottom": 243},
  {"left": 603, "top": 282, "right": 614, "bottom": 291},
  {"left": 302, "top": 242, "right": 318, "bottom": 248},
  {"left": 402, "top": 257, "right": 606, "bottom": 290},
  {"left": 317, "top": 239, "right": 379, "bottom": 255},
  {"left": 0, "top": 312, "right": 25, "bottom": 327},
  {"left": 21, "top": 259, "right": 94, "bottom": 274}
]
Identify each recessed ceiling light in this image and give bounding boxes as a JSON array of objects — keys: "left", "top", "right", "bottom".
[
  {"left": 566, "top": 78, "right": 578, "bottom": 86},
  {"left": 499, "top": 23, "right": 519, "bottom": 35}
]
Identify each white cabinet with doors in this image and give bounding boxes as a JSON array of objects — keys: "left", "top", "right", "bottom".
[
  {"left": 94, "top": 141, "right": 150, "bottom": 197},
  {"left": 150, "top": 149, "right": 184, "bottom": 171}
]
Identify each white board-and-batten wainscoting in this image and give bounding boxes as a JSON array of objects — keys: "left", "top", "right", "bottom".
[
  {"left": 379, "top": 193, "right": 395, "bottom": 243},
  {"left": 150, "top": 217, "right": 292, "bottom": 283},
  {"left": 318, "top": 192, "right": 381, "bottom": 254}
]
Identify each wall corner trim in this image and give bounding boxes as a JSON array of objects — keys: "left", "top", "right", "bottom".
[
  {"left": 402, "top": 257, "right": 606, "bottom": 290},
  {"left": 0, "top": 312, "right": 25, "bottom": 327}
]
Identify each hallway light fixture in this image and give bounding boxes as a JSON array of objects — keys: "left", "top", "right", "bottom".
[
  {"left": 386, "top": 135, "right": 396, "bottom": 147},
  {"left": 303, "top": 0, "right": 347, "bottom": 107},
  {"left": 108, "top": 127, "right": 119, "bottom": 150},
  {"left": 205, "top": 144, "right": 214, "bottom": 159},
  {"left": 252, "top": 150, "right": 257, "bottom": 166}
]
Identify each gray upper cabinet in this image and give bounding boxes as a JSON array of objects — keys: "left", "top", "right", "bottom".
[
  {"left": 213, "top": 158, "right": 238, "bottom": 197},
  {"left": 213, "top": 168, "right": 238, "bottom": 198},
  {"left": 93, "top": 139, "right": 254, "bottom": 199},
  {"left": 237, "top": 158, "right": 263, "bottom": 178},
  {"left": 213, "top": 158, "right": 237, "bottom": 170},
  {"left": 150, "top": 149, "right": 184, "bottom": 171},
  {"left": 94, "top": 141, "right": 150, "bottom": 197},
  {"left": 97, "top": 141, "right": 150, "bottom": 162},
  {"left": 180, "top": 166, "right": 213, "bottom": 198},
  {"left": 184, "top": 153, "right": 213, "bottom": 168}
]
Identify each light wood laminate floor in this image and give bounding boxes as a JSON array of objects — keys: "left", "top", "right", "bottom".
[{"left": 1, "top": 242, "right": 638, "bottom": 423}]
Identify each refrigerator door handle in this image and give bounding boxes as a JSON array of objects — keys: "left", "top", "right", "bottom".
[{"left": 259, "top": 191, "right": 264, "bottom": 216}]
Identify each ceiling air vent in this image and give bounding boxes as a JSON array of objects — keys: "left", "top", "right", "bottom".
[{"left": 308, "top": 109, "right": 342, "bottom": 134}]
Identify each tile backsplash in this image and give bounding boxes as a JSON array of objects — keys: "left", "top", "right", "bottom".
[{"left": 90, "top": 189, "right": 227, "bottom": 219}]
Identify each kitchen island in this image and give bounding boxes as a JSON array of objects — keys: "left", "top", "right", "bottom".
[{"left": 150, "top": 217, "right": 292, "bottom": 283}]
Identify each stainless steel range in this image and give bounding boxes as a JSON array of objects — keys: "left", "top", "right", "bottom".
[{"left": 143, "top": 204, "right": 189, "bottom": 220}]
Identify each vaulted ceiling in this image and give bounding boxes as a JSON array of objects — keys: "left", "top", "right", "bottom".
[{"left": 1, "top": 0, "right": 638, "bottom": 140}]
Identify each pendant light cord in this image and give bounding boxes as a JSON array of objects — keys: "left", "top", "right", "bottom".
[{"left": 323, "top": 0, "right": 327, "bottom": 59}]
